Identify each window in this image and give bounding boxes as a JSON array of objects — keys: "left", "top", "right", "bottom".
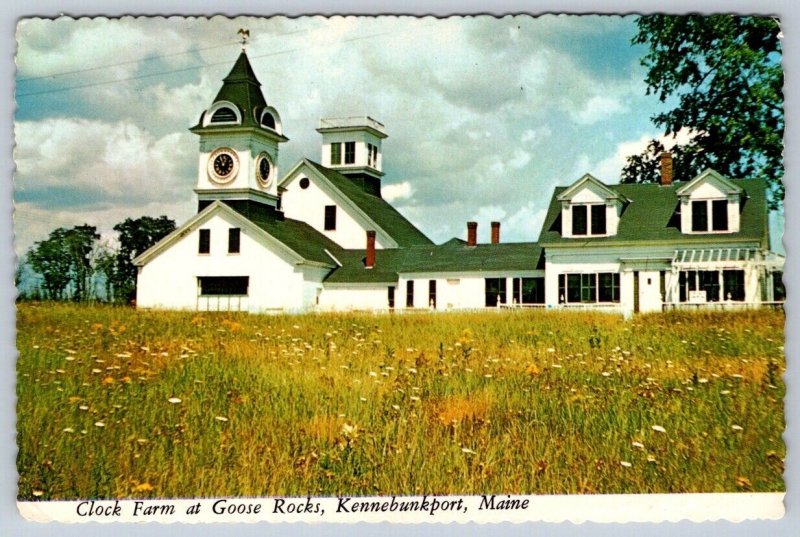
[
  {"left": 210, "top": 107, "right": 237, "bottom": 123},
  {"left": 324, "top": 205, "right": 337, "bottom": 230},
  {"left": 428, "top": 280, "right": 437, "bottom": 309},
  {"left": 598, "top": 273, "right": 620, "bottom": 302},
  {"left": 723, "top": 270, "right": 745, "bottom": 301},
  {"left": 485, "top": 278, "right": 506, "bottom": 307},
  {"left": 406, "top": 280, "right": 414, "bottom": 308},
  {"left": 712, "top": 200, "right": 728, "bottom": 231},
  {"left": 367, "top": 143, "right": 375, "bottom": 167},
  {"left": 344, "top": 141, "right": 356, "bottom": 164},
  {"left": 558, "top": 274, "right": 566, "bottom": 303},
  {"left": 299, "top": 177, "right": 310, "bottom": 189},
  {"left": 388, "top": 286, "right": 395, "bottom": 309},
  {"left": 513, "top": 277, "right": 545, "bottom": 304},
  {"left": 198, "top": 229, "right": 210, "bottom": 254},
  {"left": 680, "top": 270, "right": 721, "bottom": 302},
  {"left": 563, "top": 273, "right": 620, "bottom": 304},
  {"left": 198, "top": 276, "right": 249, "bottom": 296},
  {"left": 591, "top": 205, "right": 606, "bottom": 235},
  {"left": 330, "top": 143, "right": 342, "bottom": 165},
  {"left": 228, "top": 228, "right": 240, "bottom": 254},
  {"left": 572, "top": 205, "right": 587, "bottom": 235},
  {"left": 692, "top": 200, "right": 709, "bottom": 231},
  {"left": 773, "top": 272, "right": 786, "bottom": 302},
  {"left": 261, "top": 112, "right": 276, "bottom": 129}
]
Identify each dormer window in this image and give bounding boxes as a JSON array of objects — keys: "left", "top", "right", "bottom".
[
  {"left": 677, "top": 170, "right": 742, "bottom": 234},
  {"left": 331, "top": 143, "right": 342, "bottom": 165},
  {"left": 210, "top": 107, "right": 238, "bottom": 123},
  {"left": 571, "top": 204, "right": 606, "bottom": 236},
  {"left": 260, "top": 111, "right": 276, "bottom": 130}
]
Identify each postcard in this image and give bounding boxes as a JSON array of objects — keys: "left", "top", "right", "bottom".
[{"left": 14, "top": 14, "right": 785, "bottom": 524}]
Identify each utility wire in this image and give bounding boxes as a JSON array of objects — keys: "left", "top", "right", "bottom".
[{"left": 16, "top": 22, "right": 437, "bottom": 99}]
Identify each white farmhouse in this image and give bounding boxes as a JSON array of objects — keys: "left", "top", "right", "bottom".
[{"left": 134, "top": 50, "right": 784, "bottom": 316}]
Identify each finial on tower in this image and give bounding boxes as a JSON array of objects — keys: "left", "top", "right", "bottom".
[{"left": 238, "top": 28, "right": 250, "bottom": 50}]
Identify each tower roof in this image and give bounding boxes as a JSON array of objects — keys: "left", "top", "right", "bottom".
[{"left": 193, "top": 51, "right": 274, "bottom": 131}]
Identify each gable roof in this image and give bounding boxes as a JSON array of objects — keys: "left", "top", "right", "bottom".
[
  {"left": 134, "top": 201, "right": 341, "bottom": 268},
  {"left": 674, "top": 168, "right": 744, "bottom": 197},
  {"left": 539, "top": 177, "right": 768, "bottom": 248},
  {"left": 286, "top": 160, "right": 433, "bottom": 247},
  {"left": 324, "top": 241, "right": 544, "bottom": 284},
  {"left": 556, "top": 173, "right": 627, "bottom": 202}
]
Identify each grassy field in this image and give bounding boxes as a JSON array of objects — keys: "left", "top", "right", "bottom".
[{"left": 16, "top": 302, "right": 785, "bottom": 499}]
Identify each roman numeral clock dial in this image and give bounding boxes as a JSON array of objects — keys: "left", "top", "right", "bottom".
[{"left": 207, "top": 147, "right": 239, "bottom": 184}]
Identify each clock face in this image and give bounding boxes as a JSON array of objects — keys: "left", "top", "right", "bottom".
[
  {"left": 256, "top": 153, "right": 272, "bottom": 187},
  {"left": 207, "top": 148, "right": 239, "bottom": 184}
]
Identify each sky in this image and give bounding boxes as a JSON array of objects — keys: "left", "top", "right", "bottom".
[{"left": 13, "top": 15, "right": 785, "bottom": 255}]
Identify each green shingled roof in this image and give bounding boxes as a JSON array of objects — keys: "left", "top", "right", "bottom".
[
  {"left": 324, "top": 241, "right": 544, "bottom": 283},
  {"left": 226, "top": 201, "right": 342, "bottom": 266},
  {"left": 306, "top": 160, "right": 434, "bottom": 247},
  {"left": 538, "top": 178, "right": 768, "bottom": 248},
  {"left": 192, "top": 51, "right": 269, "bottom": 130}
]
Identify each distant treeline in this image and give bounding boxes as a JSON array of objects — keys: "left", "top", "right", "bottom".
[{"left": 17, "top": 216, "right": 175, "bottom": 304}]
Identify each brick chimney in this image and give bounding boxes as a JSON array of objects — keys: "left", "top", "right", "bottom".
[
  {"left": 467, "top": 221, "right": 477, "bottom": 247},
  {"left": 660, "top": 151, "right": 673, "bottom": 186},
  {"left": 365, "top": 230, "right": 376, "bottom": 269},
  {"left": 491, "top": 221, "right": 500, "bottom": 244}
]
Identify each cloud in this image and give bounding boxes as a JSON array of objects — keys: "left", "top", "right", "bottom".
[
  {"left": 570, "top": 94, "right": 628, "bottom": 125},
  {"left": 591, "top": 128, "right": 698, "bottom": 183},
  {"left": 382, "top": 181, "right": 413, "bottom": 202}
]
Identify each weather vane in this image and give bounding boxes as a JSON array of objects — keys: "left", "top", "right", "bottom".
[{"left": 238, "top": 28, "right": 250, "bottom": 50}]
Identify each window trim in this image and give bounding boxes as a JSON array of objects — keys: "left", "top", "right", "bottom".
[
  {"left": 198, "top": 228, "right": 210, "bottom": 255},
  {"left": 228, "top": 228, "right": 241, "bottom": 254},
  {"left": 324, "top": 205, "right": 337, "bottom": 231},
  {"left": 688, "top": 198, "right": 733, "bottom": 234},
  {"left": 344, "top": 141, "right": 356, "bottom": 165}
]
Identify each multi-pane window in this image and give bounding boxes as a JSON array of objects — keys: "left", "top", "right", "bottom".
[
  {"left": 712, "top": 200, "right": 729, "bottom": 231},
  {"left": 198, "top": 229, "right": 210, "bottom": 254},
  {"left": 572, "top": 205, "right": 587, "bottom": 235},
  {"left": 388, "top": 286, "right": 395, "bottom": 309},
  {"left": 512, "top": 277, "right": 545, "bottom": 304},
  {"left": 591, "top": 205, "right": 607, "bottom": 234},
  {"left": 692, "top": 201, "right": 708, "bottom": 231},
  {"left": 367, "top": 143, "right": 378, "bottom": 167},
  {"left": 485, "top": 278, "right": 506, "bottom": 307},
  {"left": 691, "top": 199, "right": 729, "bottom": 232},
  {"left": 406, "top": 280, "right": 414, "bottom": 308},
  {"left": 324, "top": 205, "right": 337, "bottom": 230},
  {"left": 198, "top": 276, "right": 249, "bottom": 296},
  {"left": 228, "top": 228, "right": 240, "bottom": 254},
  {"left": 344, "top": 141, "right": 356, "bottom": 164},
  {"left": 571, "top": 204, "right": 605, "bottom": 236},
  {"left": 330, "top": 143, "right": 342, "bottom": 165},
  {"left": 679, "top": 270, "right": 722, "bottom": 302},
  {"left": 428, "top": 280, "right": 437, "bottom": 309},
  {"left": 561, "top": 273, "right": 620, "bottom": 304},
  {"left": 723, "top": 270, "right": 745, "bottom": 301}
]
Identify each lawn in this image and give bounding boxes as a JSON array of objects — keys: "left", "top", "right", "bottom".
[{"left": 16, "top": 302, "right": 785, "bottom": 499}]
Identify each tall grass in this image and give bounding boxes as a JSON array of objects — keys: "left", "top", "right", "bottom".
[{"left": 16, "top": 303, "right": 785, "bottom": 499}]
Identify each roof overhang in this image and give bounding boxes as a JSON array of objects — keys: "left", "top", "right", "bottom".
[
  {"left": 557, "top": 173, "right": 627, "bottom": 203},
  {"left": 675, "top": 169, "right": 743, "bottom": 198}
]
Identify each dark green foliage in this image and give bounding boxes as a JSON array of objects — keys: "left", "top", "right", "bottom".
[
  {"left": 110, "top": 216, "right": 176, "bottom": 303},
  {"left": 622, "top": 15, "right": 783, "bottom": 208},
  {"left": 27, "top": 225, "right": 100, "bottom": 300}
]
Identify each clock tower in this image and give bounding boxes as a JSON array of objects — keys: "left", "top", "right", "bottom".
[{"left": 190, "top": 43, "right": 288, "bottom": 212}]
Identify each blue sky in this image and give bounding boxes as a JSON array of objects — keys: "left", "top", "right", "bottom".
[{"left": 13, "top": 15, "right": 784, "bottom": 255}]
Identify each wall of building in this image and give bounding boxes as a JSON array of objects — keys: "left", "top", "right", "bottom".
[
  {"left": 396, "top": 271, "right": 545, "bottom": 310},
  {"left": 281, "top": 171, "right": 389, "bottom": 250},
  {"left": 318, "top": 284, "right": 392, "bottom": 311},
  {"left": 136, "top": 211, "right": 318, "bottom": 313}
]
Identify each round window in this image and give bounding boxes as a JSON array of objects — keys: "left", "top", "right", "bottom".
[{"left": 299, "top": 177, "right": 310, "bottom": 189}]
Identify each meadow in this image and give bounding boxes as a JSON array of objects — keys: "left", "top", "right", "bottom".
[{"left": 16, "top": 303, "right": 785, "bottom": 500}]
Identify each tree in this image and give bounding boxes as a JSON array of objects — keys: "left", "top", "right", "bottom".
[
  {"left": 26, "top": 225, "right": 100, "bottom": 300},
  {"left": 111, "top": 216, "right": 176, "bottom": 303},
  {"left": 622, "top": 15, "right": 783, "bottom": 208}
]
